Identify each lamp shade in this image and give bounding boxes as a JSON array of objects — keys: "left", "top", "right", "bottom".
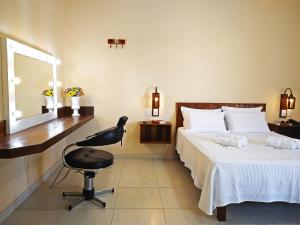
[
  {"left": 152, "top": 87, "right": 160, "bottom": 117},
  {"left": 288, "top": 94, "right": 296, "bottom": 109},
  {"left": 280, "top": 93, "right": 289, "bottom": 110},
  {"left": 279, "top": 88, "right": 296, "bottom": 118}
]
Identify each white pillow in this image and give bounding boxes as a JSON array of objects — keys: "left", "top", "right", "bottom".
[
  {"left": 185, "top": 111, "right": 227, "bottom": 132},
  {"left": 222, "top": 106, "right": 262, "bottom": 112},
  {"left": 225, "top": 112, "right": 270, "bottom": 132},
  {"left": 181, "top": 107, "right": 222, "bottom": 128}
]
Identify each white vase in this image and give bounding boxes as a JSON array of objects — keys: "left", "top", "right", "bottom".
[
  {"left": 46, "top": 96, "right": 54, "bottom": 113},
  {"left": 71, "top": 97, "right": 80, "bottom": 117}
]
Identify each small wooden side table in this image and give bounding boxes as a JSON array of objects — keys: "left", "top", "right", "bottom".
[
  {"left": 268, "top": 123, "right": 299, "bottom": 139},
  {"left": 140, "top": 121, "right": 171, "bottom": 144}
]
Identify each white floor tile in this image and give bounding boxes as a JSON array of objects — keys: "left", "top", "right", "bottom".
[
  {"left": 115, "top": 187, "right": 162, "bottom": 208},
  {"left": 2, "top": 210, "right": 62, "bottom": 225},
  {"left": 112, "top": 209, "right": 166, "bottom": 225},
  {"left": 55, "top": 209, "right": 113, "bottom": 225}
]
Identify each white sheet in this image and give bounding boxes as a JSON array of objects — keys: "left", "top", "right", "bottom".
[{"left": 176, "top": 128, "right": 300, "bottom": 215}]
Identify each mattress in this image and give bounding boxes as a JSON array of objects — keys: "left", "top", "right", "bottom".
[{"left": 176, "top": 127, "right": 300, "bottom": 215}]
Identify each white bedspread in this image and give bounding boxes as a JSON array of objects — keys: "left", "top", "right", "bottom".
[{"left": 176, "top": 128, "right": 300, "bottom": 215}]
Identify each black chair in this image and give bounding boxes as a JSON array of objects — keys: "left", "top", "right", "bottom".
[{"left": 59, "top": 116, "right": 128, "bottom": 210}]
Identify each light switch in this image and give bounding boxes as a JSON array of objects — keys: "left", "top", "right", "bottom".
[
  {"left": 287, "top": 109, "right": 293, "bottom": 117},
  {"left": 145, "top": 108, "right": 152, "bottom": 117}
]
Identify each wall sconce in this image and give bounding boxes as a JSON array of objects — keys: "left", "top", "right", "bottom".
[
  {"left": 279, "top": 88, "right": 296, "bottom": 118},
  {"left": 107, "top": 39, "right": 126, "bottom": 48},
  {"left": 152, "top": 86, "right": 160, "bottom": 117}
]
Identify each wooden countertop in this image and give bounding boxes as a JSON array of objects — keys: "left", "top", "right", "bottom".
[{"left": 0, "top": 114, "right": 94, "bottom": 158}]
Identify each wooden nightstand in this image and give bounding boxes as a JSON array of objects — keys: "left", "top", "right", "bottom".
[
  {"left": 268, "top": 123, "right": 300, "bottom": 139},
  {"left": 140, "top": 121, "right": 171, "bottom": 144}
]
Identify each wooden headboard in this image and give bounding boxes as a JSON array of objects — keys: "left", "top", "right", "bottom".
[{"left": 175, "top": 102, "right": 266, "bottom": 130}]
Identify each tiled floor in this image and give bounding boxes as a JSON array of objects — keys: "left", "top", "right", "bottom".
[{"left": 2, "top": 158, "right": 300, "bottom": 225}]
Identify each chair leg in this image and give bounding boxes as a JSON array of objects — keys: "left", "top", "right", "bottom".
[
  {"left": 92, "top": 197, "right": 106, "bottom": 208},
  {"left": 50, "top": 165, "right": 64, "bottom": 189},
  {"left": 94, "top": 188, "right": 114, "bottom": 196},
  {"left": 68, "top": 197, "right": 85, "bottom": 210},
  {"left": 62, "top": 171, "right": 114, "bottom": 210},
  {"left": 63, "top": 192, "right": 83, "bottom": 197}
]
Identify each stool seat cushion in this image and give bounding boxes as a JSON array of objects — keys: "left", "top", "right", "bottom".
[{"left": 65, "top": 147, "right": 114, "bottom": 169}]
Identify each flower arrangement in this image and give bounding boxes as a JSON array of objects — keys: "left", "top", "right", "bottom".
[
  {"left": 42, "top": 89, "right": 54, "bottom": 96},
  {"left": 65, "top": 87, "right": 84, "bottom": 97}
]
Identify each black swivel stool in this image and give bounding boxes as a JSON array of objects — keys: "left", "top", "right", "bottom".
[{"left": 59, "top": 116, "right": 128, "bottom": 210}]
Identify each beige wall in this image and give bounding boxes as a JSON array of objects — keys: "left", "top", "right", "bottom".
[
  {"left": 64, "top": 0, "right": 300, "bottom": 157},
  {"left": 0, "top": 0, "right": 65, "bottom": 215},
  {"left": 0, "top": 139, "right": 67, "bottom": 213}
]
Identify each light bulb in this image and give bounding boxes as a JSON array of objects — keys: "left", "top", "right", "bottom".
[
  {"left": 14, "top": 77, "right": 21, "bottom": 85},
  {"left": 56, "top": 59, "right": 62, "bottom": 65},
  {"left": 49, "top": 81, "right": 62, "bottom": 87},
  {"left": 15, "top": 110, "right": 23, "bottom": 118}
]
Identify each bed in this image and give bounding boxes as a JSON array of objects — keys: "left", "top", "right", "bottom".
[{"left": 175, "top": 102, "right": 300, "bottom": 221}]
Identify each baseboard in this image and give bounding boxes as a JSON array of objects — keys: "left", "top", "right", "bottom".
[{"left": 0, "top": 160, "right": 62, "bottom": 224}]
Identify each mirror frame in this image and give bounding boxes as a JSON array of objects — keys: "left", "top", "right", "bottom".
[{"left": 2, "top": 38, "right": 58, "bottom": 134}]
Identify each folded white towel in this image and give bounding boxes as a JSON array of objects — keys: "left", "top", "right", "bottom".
[
  {"left": 230, "top": 134, "right": 249, "bottom": 146},
  {"left": 266, "top": 136, "right": 300, "bottom": 150},
  {"left": 297, "top": 140, "right": 300, "bottom": 149},
  {"left": 214, "top": 134, "right": 248, "bottom": 148}
]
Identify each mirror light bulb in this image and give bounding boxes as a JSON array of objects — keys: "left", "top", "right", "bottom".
[
  {"left": 15, "top": 110, "right": 23, "bottom": 118},
  {"left": 14, "top": 77, "right": 22, "bottom": 85},
  {"left": 49, "top": 81, "right": 62, "bottom": 87},
  {"left": 56, "top": 59, "right": 62, "bottom": 65}
]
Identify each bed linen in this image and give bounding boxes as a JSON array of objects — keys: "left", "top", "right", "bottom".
[{"left": 176, "top": 128, "right": 300, "bottom": 215}]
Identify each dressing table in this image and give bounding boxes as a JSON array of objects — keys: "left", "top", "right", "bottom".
[
  {"left": 0, "top": 37, "right": 94, "bottom": 158},
  {"left": 0, "top": 107, "right": 94, "bottom": 158}
]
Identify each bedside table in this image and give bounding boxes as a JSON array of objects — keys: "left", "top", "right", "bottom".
[
  {"left": 140, "top": 121, "right": 171, "bottom": 144},
  {"left": 268, "top": 123, "right": 299, "bottom": 139}
]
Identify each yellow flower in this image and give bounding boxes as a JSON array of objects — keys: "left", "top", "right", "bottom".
[
  {"left": 65, "top": 87, "right": 84, "bottom": 97},
  {"left": 42, "top": 89, "right": 53, "bottom": 96},
  {"left": 46, "top": 90, "right": 53, "bottom": 96},
  {"left": 67, "top": 90, "right": 76, "bottom": 96}
]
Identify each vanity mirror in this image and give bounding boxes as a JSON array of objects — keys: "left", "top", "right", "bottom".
[{"left": 1, "top": 37, "right": 59, "bottom": 134}]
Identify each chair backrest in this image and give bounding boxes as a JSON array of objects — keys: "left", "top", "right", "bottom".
[
  {"left": 76, "top": 116, "right": 128, "bottom": 147},
  {"left": 117, "top": 116, "right": 128, "bottom": 127}
]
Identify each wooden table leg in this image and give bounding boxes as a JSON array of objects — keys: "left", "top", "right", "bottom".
[{"left": 217, "top": 206, "right": 226, "bottom": 222}]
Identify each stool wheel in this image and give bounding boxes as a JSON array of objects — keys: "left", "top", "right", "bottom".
[
  {"left": 68, "top": 205, "right": 72, "bottom": 210},
  {"left": 112, "top": 188, "right": 115, "bottom": 193},
  {"left": 62, "top": 192, "right": 66, "bottom": 197}
]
